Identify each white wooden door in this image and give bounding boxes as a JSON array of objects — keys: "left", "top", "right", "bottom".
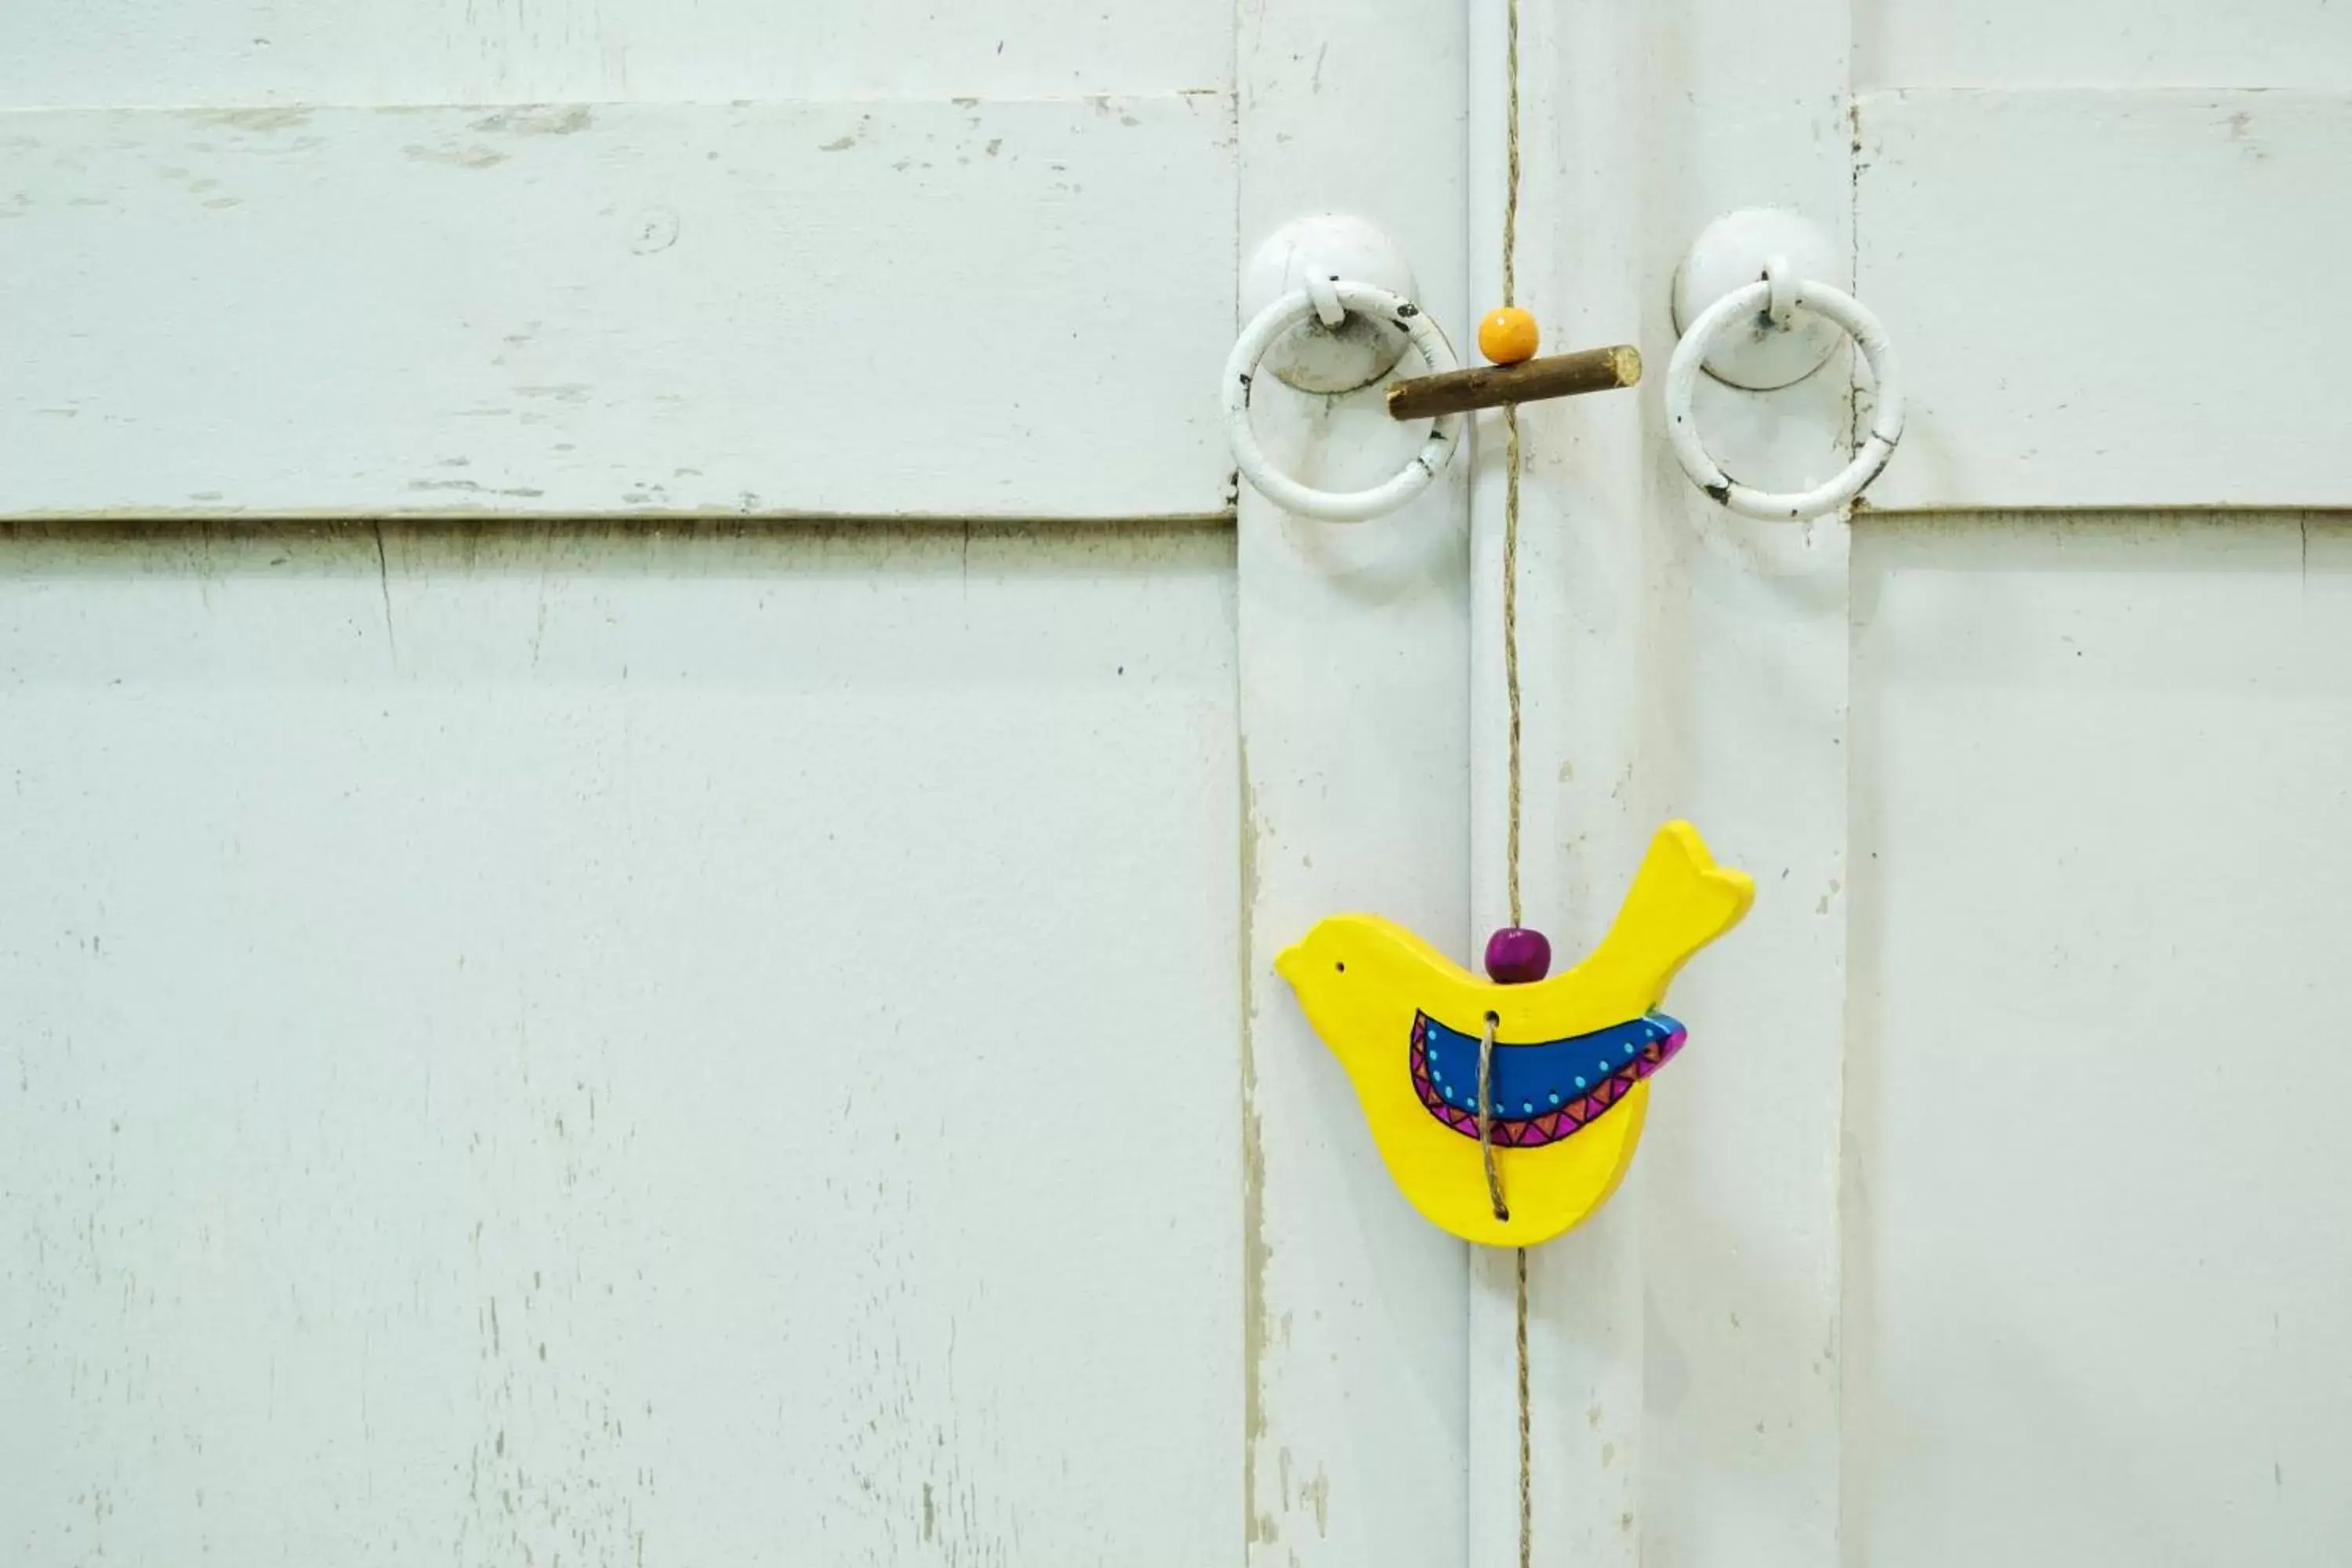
[
  {"left": 1474, "top": 3, "right": 2352, "bottom": 1566},
  {"left": 1844, "top": 18, "right": 2351, "bottom": 1561},
  {"left": 0, "top": 8, "right": 1478, "bottom": 1564}
]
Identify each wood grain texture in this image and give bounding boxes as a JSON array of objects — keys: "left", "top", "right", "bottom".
[
  {"left": 0, "top": 521, "right": 1244, "bottom": 1565},
  {"left": 1236, "top": 4, "right": 1472, "bottom": 1565},
  {"left": 0, "top": 0, "right": 1231, "bottom": 108},
  {"left": 0, "top": 96, "right": 1236, "bottom": 521},
  {"left": 1855, "top": 89, "right": 2352, "bottom": 511},
  {"left": 1849, "top": 514, "right": 2352, "bottom": 1566}
]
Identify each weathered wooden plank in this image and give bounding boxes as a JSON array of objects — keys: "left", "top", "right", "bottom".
[
  {"left": 0, "top": 0, "right": 1231, "bottom": 109},
  {"left": 1475, "top": 1, "right": 1853, "bottom": 1563},
  {"left": 0, "top": 97, "right": 1235, "bottom": 520},
  {"left": 0, "top": 520, "right": 1245, "bottom": 1564},
  {"left": 1857, "top": 0, "right": 2352, "bottom": 89},
  {"left": 1849, "top": 513, "right": 2352, "bottom": 1563},
  {"left": 1856, "top": 89, "right": 2351, "bottom": 511},
  {"left": 1235, "top": 5, "right": 1472, "bottom": 1566}
]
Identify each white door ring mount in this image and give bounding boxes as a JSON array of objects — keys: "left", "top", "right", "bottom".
[
  {"left": 1223, "top": 279, "right": 1465, "bottom": 524},
  {"left": 1665, "top": 209, "right": 1904, "bottom": 522},
  {"left": 1664, "top": 270, "right": 1903, "bottom": 522}
]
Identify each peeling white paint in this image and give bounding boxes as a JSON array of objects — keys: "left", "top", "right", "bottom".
[
  {"left": 0, "top": 99, "right": 1237, "bottom": 521},
  {"left": 0, "top": 522, "right": 1246, "bottom": 1565}
]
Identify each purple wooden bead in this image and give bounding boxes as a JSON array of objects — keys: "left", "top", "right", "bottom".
[{"left": 1483, "top": 927, "right": 1552, "bottom": 984}]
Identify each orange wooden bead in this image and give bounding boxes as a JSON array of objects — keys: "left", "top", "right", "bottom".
[{"left": 1477, "top": 307, "right": 1541, "bottom": 365}]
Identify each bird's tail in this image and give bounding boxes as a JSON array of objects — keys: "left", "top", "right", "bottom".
[{"left": 1575, "top": 822, "right": 1755, "bottom": 1007}]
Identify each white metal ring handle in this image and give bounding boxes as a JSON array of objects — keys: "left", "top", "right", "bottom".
[
  {"left": 1223, "top": 281, "right": 1463, "bottom": 523},
  {"left": 1664, "top": 277, "right": 1904, "bottom": 522}
]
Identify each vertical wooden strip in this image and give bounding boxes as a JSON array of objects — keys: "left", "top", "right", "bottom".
[
  {"left": 1472, "top": 1, "right": 1651, "bottom": 1561},
  {"left": 1629, "top": 3, "right": 1854, "bottom": 1559},
  {"left": 1475, "top": 0, "right": 1854, "bottom": 1563},
  {"left": 1235, "top": 6, "right": 1472, "bottom": 1566}
]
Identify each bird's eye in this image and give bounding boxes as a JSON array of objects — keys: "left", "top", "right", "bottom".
[{"left": 1334, "top": 961, "right": 1346, "bottom": 974}]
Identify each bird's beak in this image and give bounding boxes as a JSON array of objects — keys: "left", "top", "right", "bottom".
[{"left": 1273, "top": 942, "right": 1305, "bottom": 986}]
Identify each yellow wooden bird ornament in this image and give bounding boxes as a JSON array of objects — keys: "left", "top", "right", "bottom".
[{"left": 1276, "top": 822, "right": 1753, "bottom": 1247}]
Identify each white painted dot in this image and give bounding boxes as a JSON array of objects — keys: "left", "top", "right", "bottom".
[{"left": 1574, "top": 1076, "right": 1586, "bottom": 1089}]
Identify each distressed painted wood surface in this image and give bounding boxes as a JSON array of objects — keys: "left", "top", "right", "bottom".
[
  {"left": 0, "top": 98, "right": 1235, "bottom": 521},
  {"left": 1482, "top": 3, "right": 2350, "bottom": 1565},
  {"left": 1235, "top": 6, "right": 1472, "bottom": 1567},
  {"left": 1857, "top": 0, "right": 2352, "bottom": 89},
  {"left": 0, "top": 521, "right": 1244, "bottom": 1563},
  {"left": 0, "top": 0, "right": 1229, "bottom": 107},
  {"left": 1468, "top": 0, "right": 1853, "bottom": 1563},
  {"left": 1848, "top": 514, "right": 2352, "bottom": 1566},
  {"left": 3, "top": 0, "right": 1479, "bottom": 1562},
  {"left": 1855, "top": 89, "right": 2352, "bottom": 511}
]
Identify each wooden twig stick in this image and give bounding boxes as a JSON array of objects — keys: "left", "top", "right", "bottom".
[{"left": 1386, "top": 344, "right": 1642, "bottom": 420}]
